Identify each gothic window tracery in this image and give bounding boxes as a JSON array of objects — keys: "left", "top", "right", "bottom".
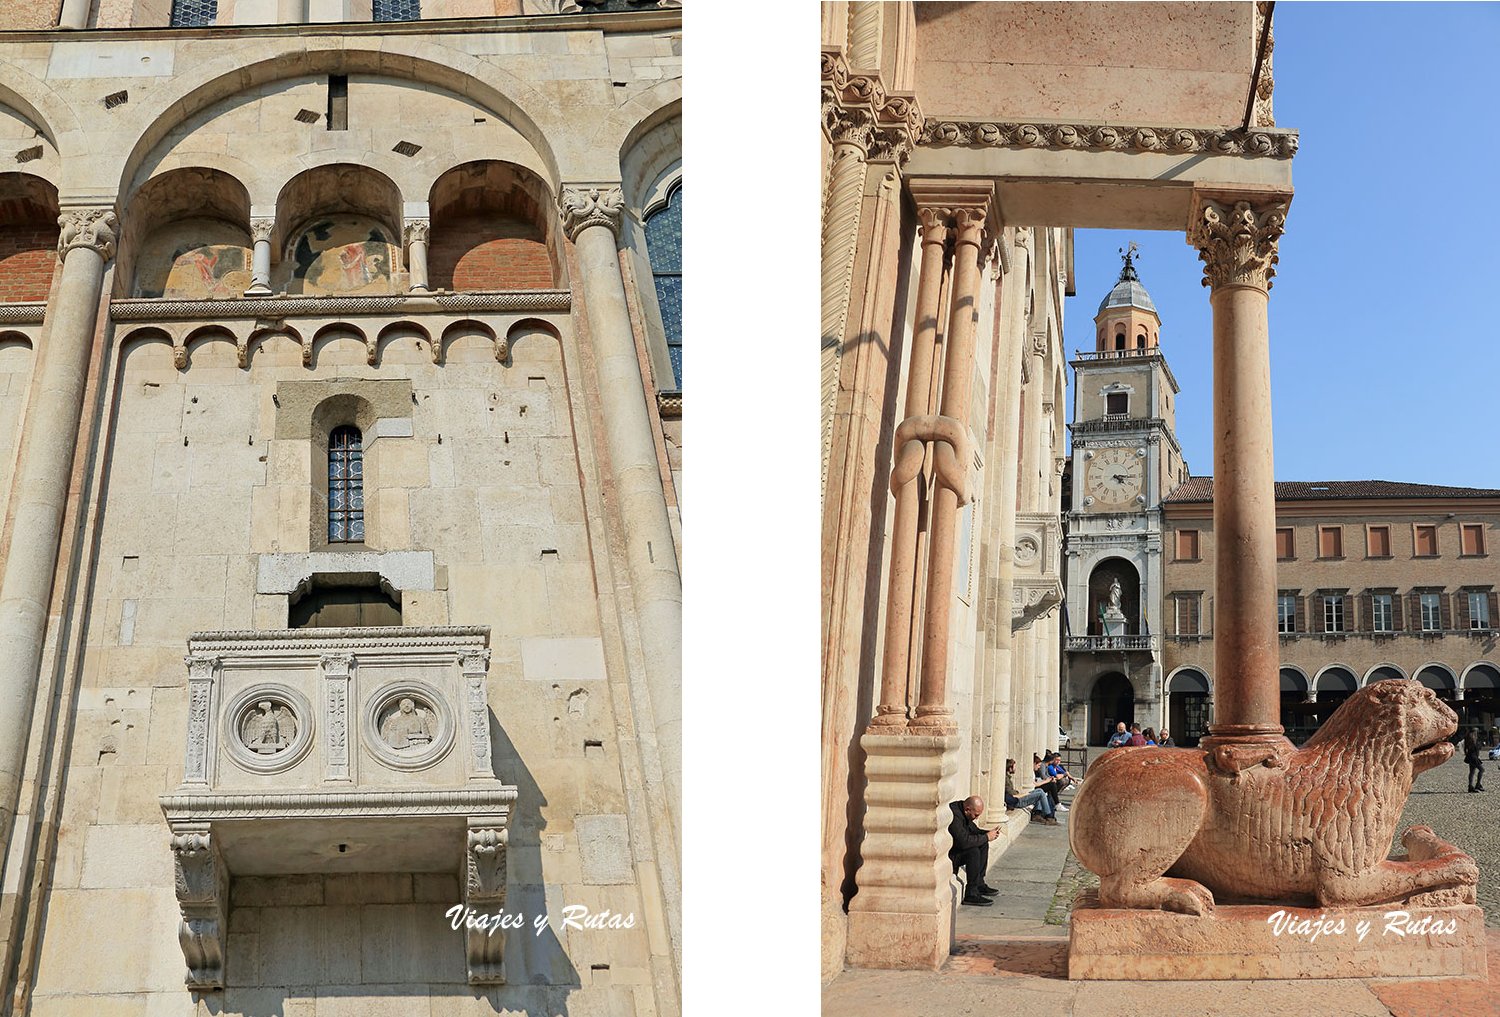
[{"left": 644, "top": 181, "right": 681, "bottom": 388}]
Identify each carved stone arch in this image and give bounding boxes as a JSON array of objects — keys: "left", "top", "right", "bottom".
[
  {"left": 120, "top": 167, "right": 252, "bottom": 301},
  {"left": 440, "top": 318, "right": 501, "bottom": 364},
  {"left": 374, "top": 320, "right": 434, "bottom": 367},
  {"left": 505, "top": 317, "right": 561, "bottom": 364},
  {"left": 427, "top": 161, "right": 560, "bottom": 292},
  {"left": 180, "top": 325, "right": 242, "bottom": 371},
  {"left": 1314, "top": 663, "right": 1360, "bottom": 693},
  {"left": 1462, "top": 661, "right": 1500, "bottom": 695},
  {"left": 116, "top": 42, "right": 563, "bottom": 205},
  {"left": 245, "top": 325, "right": 304, "bottom": 369},
  {"left": 308, "top": 322, "right": 372, "bottom": 369},
  {"left": 1278, "top": 664, "right": 1309, "bottom": 696},
  {"left": 0, "top": 61, "right": 79, "bottom": 163},
  {"left": 117, "top": 326, "right": 180, "bottom": 372},
  {"left": 309, "top": 391, "right": 381, "bottom": 551},
  {"left": 1363, "top": 662, "right": 1407, "bottom": 684},
  {"left": 1413, "top": 661, "right": 1458, "bottom": 693}
]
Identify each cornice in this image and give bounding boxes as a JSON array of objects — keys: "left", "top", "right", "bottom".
[
  {"left": 920, "top": 120, "right": 1298, "bottom": 160},
  {"left": 160, "top": 787, "right": 517, "bottom": 821},
  {"left": 109, "top": 290, "right": 571, "bottom": 321},
  {"left": 188, "top": 625, "right": 490, "bottom": 653}
]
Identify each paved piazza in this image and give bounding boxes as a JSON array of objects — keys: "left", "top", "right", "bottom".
[{"left": 1398, "top": 754, "right": 1500, "bottom": 926}]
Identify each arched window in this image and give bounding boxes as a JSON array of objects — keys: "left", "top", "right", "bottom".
[
  {"left": 328, "top": 426, "right": 364, "bottom": 543},
  {"left": 644, "top": 182, "right": 682, "bottom": 389},
  {"left": 169, "top": 0, "right": 217, "bottom": 26},
  {"left": 373, "top": 0, "right": 421, "bottom": 22}
]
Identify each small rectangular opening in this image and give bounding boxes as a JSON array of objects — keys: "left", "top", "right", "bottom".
[{"left": 327, "top": 75, "right": 349, "bottom": 132}]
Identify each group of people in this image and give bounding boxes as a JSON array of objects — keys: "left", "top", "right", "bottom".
[
  {"left": 1105, "top": 722, "right": 1173, "bottom": 748},
  {"left": 947, "top": 751, "right": 1081, "bottom": 906}
]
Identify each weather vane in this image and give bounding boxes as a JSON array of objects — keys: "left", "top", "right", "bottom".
[{"left": 1119, "top": 241, "right": 1139, "bottom": 265}]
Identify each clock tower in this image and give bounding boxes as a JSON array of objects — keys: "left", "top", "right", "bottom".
[{"left": 1062, "top": 247, "right": 1189, "bottom": 745}]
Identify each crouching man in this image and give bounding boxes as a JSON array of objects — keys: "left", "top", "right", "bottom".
[
  {"left": 947, "top": 796, "right": 1001, "bottom": 907},
  {"left": 1005, "top": 758, "right": 1058, "bottom": 825}
]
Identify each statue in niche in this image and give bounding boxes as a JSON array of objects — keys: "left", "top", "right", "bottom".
[
  {"left": 241, "top": 700, "right": 297, "bottom": 754},
  {"left": 1107, "top": 577, "right": 1123, "bottom": 613},
  {"left": 380, "top": 697, "right": 435, "bottom": 750}
]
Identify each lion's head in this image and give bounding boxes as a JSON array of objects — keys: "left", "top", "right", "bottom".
[{"left": 1305, "top": 678, "right": 1456, "bottom": 774}]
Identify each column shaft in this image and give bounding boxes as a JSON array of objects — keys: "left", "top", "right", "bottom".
[
  {"left": 58, "top": 0, "right": 89, "bottom": 28},
  {"left": 0, "top": 212, "right": 113, "bottom": 846}
]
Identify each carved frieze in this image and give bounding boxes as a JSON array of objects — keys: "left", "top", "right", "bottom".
[{"left": 920, "top": 120, "right": 1298, "bottom": 159}]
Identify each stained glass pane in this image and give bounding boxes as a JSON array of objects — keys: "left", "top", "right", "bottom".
[
  {"left": 373, "top": 0, "right": 421, "bottom": 21},
  {"left": 170, "top": 0, "right": 217, "bottom": 27},
  {"left": 644, "top": 183, "right": 682, "bottom": 389},
  {"left": 328, "top": 426, "right": 365, "bottom": 543}
]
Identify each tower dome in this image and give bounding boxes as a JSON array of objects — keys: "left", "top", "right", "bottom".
[{"left": 1092, "top": 244, "right": 1161, "bottom": 354}]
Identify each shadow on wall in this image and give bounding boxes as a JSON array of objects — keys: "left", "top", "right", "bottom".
[{"left": 205, "top": 718, "right": 580, "bottom": 1014}]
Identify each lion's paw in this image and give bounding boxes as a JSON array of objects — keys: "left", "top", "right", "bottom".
[{"left": 1161, "top": 879, "right": 1215, "bottom": 916}]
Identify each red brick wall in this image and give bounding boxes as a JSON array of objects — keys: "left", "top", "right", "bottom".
[
  {"left": 0, "top": 226, "right": 58, "bottom": 303},
  {"left": 0, "top": 1, "right": 58, "bottom": 29},
  {"left": 429, "top": 215, "right": 554, "bottom": 291}
]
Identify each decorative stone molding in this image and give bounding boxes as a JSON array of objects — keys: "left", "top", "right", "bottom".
[
  {"left": 920, "top": 120, "right": 1298, "bottom": 159},
  {"left": 109, "top": 291, "right": 571, "bottom": 321},
  {"left": 57, "top": 207, "right": 119, "bottom": 260},
  {"left": 249, "top": 218, "right": 275, "bottom": 244},
  {"left": 821, "top": 47, "right": 922, "bottom": 168},
  {"left": 1187, "top": 197, "right": 1289, "bottom": 291},
  {"left": 403, "top": 219, "right": 430, "bottom": 246},
  {"left": 656, "top": 390, "right": 682, "bottom": 419},
  {"left": 825, "top": 104, "right": 874, "bottom": 153},
  {"left": 0, "top": 303, "right": 46, "bottom": 324},
  {"left": 161, "top": 626, "right": 515, "bottom": 987},
  {"left": 558, "top": 186, "right": 625, "bottom": 241},
  {"left": 1013, "top": 512, "right": 1063, "bottom": 630},
  {"left": 170, "top": 827, "right": 228, "bottom": 990}
]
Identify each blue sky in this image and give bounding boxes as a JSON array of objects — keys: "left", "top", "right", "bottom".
[{"left": 1064, "top": 3, "right": 1500, "bottom": 489}]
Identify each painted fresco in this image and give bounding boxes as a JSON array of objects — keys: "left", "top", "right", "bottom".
[
  {"left": 134, "top": 218, "right": 251, "bottom": 299},
  {"left": 280, "top": 216, "right": 398, "bottom": 296}
]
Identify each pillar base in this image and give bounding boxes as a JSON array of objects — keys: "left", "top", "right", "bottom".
[
  {"left": 243, "top": 285, "right": 273, "bottom": 297},
  {"left": 845, "top": 732, "right": 960, "bottom": 970},
  {"left": 1068, "top": 892, "right": 1488, "bottom": 980}
]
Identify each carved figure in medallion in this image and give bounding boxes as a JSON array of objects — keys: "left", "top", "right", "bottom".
[
  {"left": 241, "top": 700, "right": 297, "bottom": 754},
  {"left": 380, "top": 697, "right": 435, "bottom": 749},
  {"left": 1069, "top": 681, "right": 1478, "bottom": 915}
]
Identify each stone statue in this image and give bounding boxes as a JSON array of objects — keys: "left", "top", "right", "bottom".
[
  {"left": 380, "top": 697, "right": 434, "bottom": 749},
  {"left": 241, "top": 700, "right": 296, "bottom": 754},
  {"left": 1069, "top": 680, "right": 1478, "bottom": 914},
  {"left": 1106, "top": 577, "right": 1122, "bottom": 613}
]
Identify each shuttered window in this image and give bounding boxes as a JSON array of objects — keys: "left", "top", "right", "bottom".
[
  {"left": 1414, "top": 525, "right": 1438, "bottom": 557},
  {"left": 1366, "top": 525, "right": 1391, "bottom": 558},
  {"left": 1420, "top": 592, "right": 1442, "bottom": 632},
  {"left": 1176, "top": 595, "right": 1200, "bottom": 636},
  {"left": 1317, "top": 526, "right": 1343, "bottom": 559},
  {"left": 1461, "top": 524, "right": 1486, "bottom": 556},
  {"left": 1176, "top": 529, "right": 1200, "bottom": 561},
  {"left": 1470, "top": 591, "right": 1492, "bottom": 630},
  {"left": 1372, "top": 593, "right": 1394, "bottom": 633},
  {"left": 1277, "top": 594, "right": 1296, "bottom": 634},
  {"left": 1323, "top": 593, "right": 1346, "bottom": 633},
  {"left": 1276, "top": 527, "right": 1295, "bottom": 559}
]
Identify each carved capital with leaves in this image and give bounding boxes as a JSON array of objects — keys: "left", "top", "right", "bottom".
[
  {"left": 1188, "top": 197, "right": 1288, "bottom": 291},
  {"left": 58, "top": 207, "right": 118, "bottom": 260},
  {"left": 558, "top": 186, "right": 625, "bottom": 241}
]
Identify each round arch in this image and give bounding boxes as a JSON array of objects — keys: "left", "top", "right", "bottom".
[
  {"left": 1363, "top": 662, "right": 1407, "bottom": 684},
  {"left": 1462, "top": 661, "right": 1500, "bottom": 691},
  {"left": 1413, "top": 662, "right": 1458, "bottom": 696},
  {"left": 1086, "top": 670, "right": 1134, "bottom": 746},
  {"left": 1278, "top": 665, "right": 1309, "bottom": 695},
  {"left": 1166, "top": 667, "right": 1210, "bottom": 748},
  {"left": 1314, "top": 664, "right": 1359, "bottom": 694}
]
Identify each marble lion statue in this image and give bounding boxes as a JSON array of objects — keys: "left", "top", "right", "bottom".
[{"left": 1070, "top": 679, "right": 1478, "bottom": 915}]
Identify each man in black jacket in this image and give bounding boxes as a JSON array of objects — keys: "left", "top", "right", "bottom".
[{"left": 948, "top": 796, "right": 1000, "bottom": 906}]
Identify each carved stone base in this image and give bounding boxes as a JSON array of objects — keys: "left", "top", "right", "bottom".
[
  {"left": 1068, "top": 893, "right": 1488, "bottom": 980},
  {"left": 845, "top": 733, "right": 960, "bottom": 970}
]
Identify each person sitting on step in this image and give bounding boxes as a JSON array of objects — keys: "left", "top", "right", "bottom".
[
  {"left": 1005, "top": 758, "right": 1058, "bottom": 826},
  {"left": 947, "top": 796, "right": 1002, "bottom": 906}
]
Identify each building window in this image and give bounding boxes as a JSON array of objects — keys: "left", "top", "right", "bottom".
[
  {"left": 1276, "top": 526, "right": 1295, "bottom": 560},
  {"left": 1470, "top": 591, "right": 1491, "bottom": 631},
  {"left": 1175, "top": 529, "right": 1199, "bottom": 561},
  {"left": 1317, "top": 525, "right": 1343, "bottom": 559},
  {"left": 1462, "top": 523, "right": 1486, "bottom": 556},
  {"left": 373, "top": 0, "right": 421, "bottom": 21},
  {"left": 1366, "top": 525, "right": 1391, "bottom": 558},
  {"left": 1372, "top": 593, "right": 1394, "bottom": 633},
  {"left": 170, "top": 0, "right": 218, "bottom": 26},
  {"left": 1323, "top": 593, "right": 1346, "bottom": 634},
  {"left": 1175, "top": 595, "right": 1200, "bottom": 636},
  {"left": 644, "top": 182, "right": 682, "bottom": 389},
  {"left": 1105, "top": 391, "right": 1128, "bottom": 415},
  {"left": 1420, "top": 592, "right": 1443, "bottom": 632},
  {"left": 1277, "top": 594, "right": 1296, "bottom": 634},
  {"left": 328, "top": 426, "right": 364, "bottom": 543},
  {"left": 1414, "top": 524, "right": 1438, "bottom": 557}
]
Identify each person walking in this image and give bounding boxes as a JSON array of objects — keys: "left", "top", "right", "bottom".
[{"left": 1464, "top": 730, "right": 1485, "bottom": 793}]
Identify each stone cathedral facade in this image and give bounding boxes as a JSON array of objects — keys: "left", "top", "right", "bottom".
[{"left": 0, "top": 4, "right": 680, "bottom": 1016}]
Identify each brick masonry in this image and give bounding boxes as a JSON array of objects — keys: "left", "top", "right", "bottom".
[
  {"left": 0, "top": 227, "right": 58, "bottom": 303},
  {"left": 428, "top": 214, "right": 554, "bottom": 291}
]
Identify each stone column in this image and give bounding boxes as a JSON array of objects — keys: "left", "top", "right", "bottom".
[
  {"left": 58, "top": 0, "right": 89, "bottom": 28},
  {"left": 559, "top": 186, "right": 681, "bottom": 831},
  {"left": 820, "top": 105, "right": 871, "bottom": 485},
  {"left": 1186, "top": 193, "right": 1289, "bottom": 750},
  {"left": 404, "top": 219, "right": 431, "bottom": 294},
  {"left": 0, "top": 207, "right": 115, "bottom": 846},
  {"left": 247, "top": 218, "right": 274, "bottom": 296}
]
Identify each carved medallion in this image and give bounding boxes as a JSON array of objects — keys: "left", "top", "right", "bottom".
[
  {"left": 222, "top": 684, "right": 315, "bottom": 774},
  {"left": 363, "top": 680, "right": 455, "bottom": 771}
]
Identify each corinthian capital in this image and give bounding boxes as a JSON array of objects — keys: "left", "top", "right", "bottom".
[
  {"left": 1187, "top": 196, "right": 1288, "bottom": 291},
  {"left": 559, "top": 186, "right": 625, "bottom": 241},
  {"left": 58, "top": 208, "right": 118, "bottom": 260},
  {"left": 250, "top": 218, "right": 275, "bottom": 243},
  {"left": 403, "top": 219, "right": 430, "bottom": 246}
]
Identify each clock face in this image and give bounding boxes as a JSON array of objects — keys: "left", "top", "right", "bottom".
[{"left": 1084, "top": 447, "right": 1145, "bottom": 507}]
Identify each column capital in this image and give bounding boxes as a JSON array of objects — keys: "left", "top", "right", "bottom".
[
  {"left": 825, "top": 103, "right": 874, "bottom": 154},
  {"left": 1186, "top": 192, "right": 1290, "bottom": 292},
  {"left": 558, "top": 185, "right": 625, "bottom": 241},
  {"left": 57, "top": 207, "right": 118, "bottom": 261},
  {"left": 249, "top": 218, "right": 275, "bottom": 243},
  {"left": 907, "top": 182, "right": 999, "bottom": 261},
  {"left": 403, "top": 219, "right": 430, "bottom": 246}
]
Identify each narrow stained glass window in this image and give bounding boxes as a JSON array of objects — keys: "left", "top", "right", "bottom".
[
  {"left": 373, "top": 0, "right": 421, "bottom": 22},
  {"left": 169, "top": 0, "right": 218, "bottom": 27},
  {"left": 328, "top": 426, "right": 364, "bottom": 543},
  {"left": 644, "top": 182, "right": 682, "bottom": 388}
]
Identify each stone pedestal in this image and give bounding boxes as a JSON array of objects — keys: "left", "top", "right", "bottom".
[
  {"left": 846, "top": 733, "right": 960, "bottom": 970},
  {"left": 1069, "top": 892, "right": 1488, "bottom": 980}
]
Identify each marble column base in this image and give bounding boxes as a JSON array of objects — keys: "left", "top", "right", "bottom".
[
  {"left": 845, "top": 733, "right": 960, "bottom": 970},
  {"left": 1068, "top": 891, "right": 1488, "bottom": 980}
]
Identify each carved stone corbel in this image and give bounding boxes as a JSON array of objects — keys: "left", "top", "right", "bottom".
[
  {"left": 463, "top": 820, "right": 508, "bottom": 984},
  {"left": 170, "top": 826, "right": 228, "bottom": 990}
]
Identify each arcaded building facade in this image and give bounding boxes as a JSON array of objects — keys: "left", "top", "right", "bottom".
[
  {"left": 822, "top": 0, "right": 1292, "bottom": 978},
  {"left": 0, "top": 4, "right": 680, "bottom": 1015}
]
